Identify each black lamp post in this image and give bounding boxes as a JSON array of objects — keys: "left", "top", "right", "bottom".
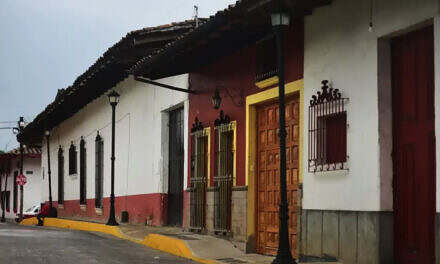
[
  {"left": 45, "top": 130, "right": 56, "bottom": 217},
  {"left": 271, "top": 8, "right": 297, "bottom": 264},
  {"left": 106, "top": 90, "right": 119, "bottom": 226},
  {"left": 17, "top": 117, "right": 25, "bottom": 222}
]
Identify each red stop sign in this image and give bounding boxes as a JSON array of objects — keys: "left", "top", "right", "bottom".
[{"left": 16, "top": 174, "right": 27, "bottom": 186}]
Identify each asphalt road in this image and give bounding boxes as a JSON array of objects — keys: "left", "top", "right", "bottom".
[{"left": 0, "top": 222, "right": 195, "bottom": 264}]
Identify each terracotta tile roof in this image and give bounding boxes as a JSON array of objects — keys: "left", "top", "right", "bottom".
[
  {"left": 19, "top": 19, "right": 202, "bottom": 145},
  {"left": 9, "top": 146, "right": 41, "bottom": 156},
  {"left": 0, "top": 146, "right": 41, "bottom": 161},
  {"left": 130, "top": 0, "right": 332, "bottom": 79}
]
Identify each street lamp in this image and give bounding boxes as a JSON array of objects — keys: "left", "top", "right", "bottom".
[
  {"left": 17, "top": 117, "right": 25, "bottom": 222},
  {"left": 45, "top": 130, "right": 56, "bottom": 217},
  {"left": 271, "top": 6, "right": 296, "bottom": 264},
  {"left": 106, "top": 90, "right": 119, "bottom": 226},
  {"left": 212, "top": 88, "right": 222, "bottom": 109}
]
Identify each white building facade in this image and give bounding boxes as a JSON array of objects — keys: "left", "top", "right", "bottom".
[
  {"left": 19, "top": 20, "right": 199, "bottom": 225},
  {"left": 0, "top": 147, "right": 42, "bottom": 220},
  {"left": 41, "top": 75, "right": 189, "bottom": 225},
  {"left": 301, "top": 0, "right": 440, "bottom": 263}
]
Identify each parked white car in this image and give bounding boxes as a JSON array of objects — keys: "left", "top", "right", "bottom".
[{"left": 23, "top": 205, "right": 40, "bottom": 219}]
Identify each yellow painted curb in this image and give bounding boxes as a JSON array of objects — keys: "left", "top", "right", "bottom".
[
  {"left": 20, "top": 217, "right": 216, "bottom": 264},
  {"left": 142, "top": 234, "right": 217, "bottom": 264},
  {"left": 20, "top": 217, "right": 38, "bottom": 226}
]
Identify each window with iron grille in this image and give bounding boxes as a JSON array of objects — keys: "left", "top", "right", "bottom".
[
  {"left": 309, "top": 80, "right": 348, "bottom": 172},
  {"left": 58, "top": 146, "right": 64, "bottom": 204},
  {"left": 95, "top": 133, "right": 104, "bottom": 208},
  {"left": 13, "top": 171, "right": 18, "bottom": 212},
  {"left": 190, "top": 118, "right": 208, "bottom": 230},
  {"left": 256, "top": 35, "right": 277, "bottom": 82},
  {"left": 2, "top": 191, "right": 10, "bottom": 212},
  {"left": 80, "top": 138, "right": 87, "bottom": 205},
  {"left": 69, "top": 142, "right": 77, "bottom": 175},
  {"left": 213, "top": 115, "right": 235, "bottom": 233}
]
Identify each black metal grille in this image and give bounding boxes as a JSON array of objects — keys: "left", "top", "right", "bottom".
[
  {"left": 79, "top": 138, "right": 87, "bottom": 205},
  {"left": 95, "top": 133, "right": 104, "bottom": 208},
  {"left": 58, "top": 146, "right": 64, "bottom": 204},
  {"left": 13, "top": 171, "right": 18, "bottom": 212},
  {"left": 190, "top": 129, "right": 208, "bottom": 230},
  {"left": 69, "top": 142, "right": 77, "bottom": 175},
  {"left": 309, "top": 80, "right": 349, "bottom": 172},
  {"left": 2, "top": 191, "right": 10, "bottom": 212},
  {"left": 213, "top": 123, "right": 234, "bottom": 233}
]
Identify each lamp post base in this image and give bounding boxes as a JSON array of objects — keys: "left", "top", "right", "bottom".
[
  {"left": 106, "top": 218, "right": 119, "bottom": 226},
  {"left": 49, "top": 207, "right": 58, "bottom": 218},
  {"left": 272, "top": 254, "right": 297, "bottom": 264}
]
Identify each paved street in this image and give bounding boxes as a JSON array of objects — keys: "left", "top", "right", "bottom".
[{"left": 0, "top": 223, "right": 194, "bottom": 264}]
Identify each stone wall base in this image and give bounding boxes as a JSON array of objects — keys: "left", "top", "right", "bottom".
[
  {"left": 204, "top": 186, "right": 247, "bottom": 243},
  {"left": 300, "top": 210, "right": 393, "bottom": 264}
]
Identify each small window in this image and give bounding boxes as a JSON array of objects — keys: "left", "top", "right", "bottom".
[
  {"left": 95, "top": 133, "right": 104, "bottom": 208},
  {"left": 25, "top": 171, "right": 33, "bottom": 175},
  {"left": 58, "top": 146, "right": 64, "bottom": 204},
  {"left": 13, "top": 171, "right": 18, "bottom": 212},
  {"left": 317, "top": 113, "right": 347, "bottom": 164},
  {"left": 309, "top": 80, "right": 348, "bottom": 172},
  {"left": 256, "top": 35, "right": 277, "bottom": 82},
  {"left": 2, "top": 191, "right": 10, "bottom": 212},
  {"left": 69, "top": 142, "right": 77, "bottom": 175},
  {"left": 80, "top": 138, "right": 87, "bottom": 205}
]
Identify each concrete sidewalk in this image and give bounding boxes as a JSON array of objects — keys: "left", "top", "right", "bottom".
[
  {"left": 118, "top": 224, "right": 275, "bottom": 264},
  {"left": 20, "top": 217, "right": 340, "bottom": 264}
]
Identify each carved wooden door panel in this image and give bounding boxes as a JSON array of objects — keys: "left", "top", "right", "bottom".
[
  {"left": 257, "top": 95, "right": 299, "bottom": 257},
  {"left": 392, "top": 25, "right": 435, "bottom": 264}
]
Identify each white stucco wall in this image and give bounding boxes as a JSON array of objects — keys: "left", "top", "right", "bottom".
[
  {"left": 303, "top": 0, "right": 440, "bottom": 211},
  {"left": 0, "top": 156, "right": 42, "bottom": 219},
  {"left": 40, "top": 74, "right": 189, "bottom": 204}
]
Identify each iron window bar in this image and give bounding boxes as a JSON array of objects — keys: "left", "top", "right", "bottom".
[
  {"left": 69, "top": 142, "right": 77, "bottom": 175},
  {"left": 213, "top": 113, "right": 235, "bottom": 234},
  {"left": 190, "top": 118, "right": 208, "bottom": 231},
  {"left": 308, "top": 80, "right": 349, "bottom": 173},
  {"left": 58, "top": 146, "right": 64, "bottom": 204},
  {"left": 95, "top": 133, "right": 104, "bottom": 209},
  {"left": 79, "top": 138, "right": 87, "bottom": 205}
]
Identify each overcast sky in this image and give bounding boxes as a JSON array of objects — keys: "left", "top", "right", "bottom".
[{"left": 0, "top": 0, "right": 236, "bottom": 151}]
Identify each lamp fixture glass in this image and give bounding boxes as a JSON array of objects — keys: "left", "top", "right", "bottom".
[
  {"left": 212, "top": 88, "right": 222, "bottom": 110},
  {"left": 18, "top": 117, "right": 25, "bottom": 129},
  {"left": 45, "top": 130, "right": 50, "bottom": 136},
  {"left": 271, "top": 12, "right": 290, "bottom": 27},
  {"left": 108, "top": 90, "right": 120, "bottom": 105}
]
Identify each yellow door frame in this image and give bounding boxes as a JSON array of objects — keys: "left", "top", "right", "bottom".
[{"left": 245, "top": 78, "right": 304, "bottom": 251}]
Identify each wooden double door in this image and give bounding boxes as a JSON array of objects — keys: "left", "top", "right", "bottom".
[
  {"left": 392, "top": 25, "right": 436, "bottom": 263},
  {"left": 256, "top": 95, "right": 299, "bottom": 256}
]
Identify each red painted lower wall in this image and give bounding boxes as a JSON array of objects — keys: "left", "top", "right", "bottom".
[{"left": 51, "top": 193, "right": 168, "bottom": 225}]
